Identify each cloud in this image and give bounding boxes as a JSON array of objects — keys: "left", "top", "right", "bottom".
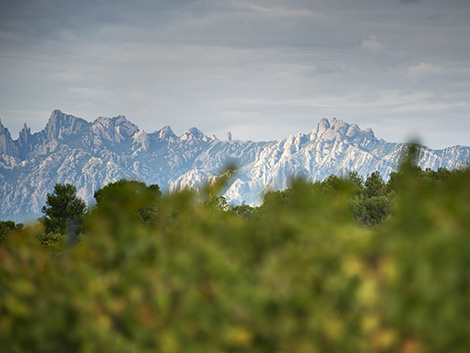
[
  {"left": 235, "top": 2, "right": 319, "bottom": 19},
  {"left": 407, "top": 62, "right": 444, "bottom": 82},
  {"left": 254, "top": 90, "right": 438, "bottom": 110},
  {"left": 360, "top": 35, "right": 387, "bottom": 52},
  {"left": 1, "top": 0, "right": 470, "bottom": 149}
]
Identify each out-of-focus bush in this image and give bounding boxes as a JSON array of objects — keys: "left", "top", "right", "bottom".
[
  {"left": 1, "top": 166, "right": 470, "bottom": 352},
  {"left": 0, "top": 221, "right": 23, "bottom": 244}
]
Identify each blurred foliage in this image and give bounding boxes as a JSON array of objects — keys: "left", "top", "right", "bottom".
[
  {"left": 93, "top": 179, "right": 161, "bottom": 227},
  {"left": 1, "top": 161, "right": 470, "bottom": 352},
  {"left": 0, "top": 221, "right": 23, "bottom": 244}
]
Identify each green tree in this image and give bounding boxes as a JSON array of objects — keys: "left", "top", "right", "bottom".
[
  {"left": 346, "top": 171, "right": 364, "bottom": 191},
  {"left": 364, "top": 171, "right": 386, "bottom": 197},
  {"left": 204, "top": 195, "right": 229, "bottom": 212},
  {"left": 0, "top": 220, "right": 23, "bottom": 244},
  {"left": 93, "top": 179, "right": 161, "bottom": 226},
  {"left": 319, "top": 174, "right": 347, "bottom": 192},
  {"left": 230, "top": 202, "right": 259, "bottom": 220},
  {"left": 353, "top": 171, "right": 392, "bottom": 226},
  {"left": 41, "top": 183, "right": 87, "bottom": 239}
]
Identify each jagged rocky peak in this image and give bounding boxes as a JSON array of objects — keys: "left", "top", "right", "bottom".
[
  {"left": 181, "top": 127, "right": 205, "bottom": 140},
  {"left": 363, "top": 127, "right": 375, "bottom": 139},
  {"left": 346, "top": 123, "right": 361, "bottom": 138},
  {"left": 330, "top": 117, "right": 350, "bottom": 134},
  {"left": 94, "top": 115, "right": 139, "bottom": 135},
  {"left": 132, "top": 130, "right": 150, "bottom": 151},
  {"left": 157, "top": 126, "right": 176, "bottom": 140},
  {"left": 311, "top": 117, "right": 376, "bottom": 141},
  {"left": 311, "top": 118, "right": 330, "bottom": 139},
  {"left": 0, "top": 118, "right": 18, "bottom": 157},
  {"left": 45, "top": 109, "right": 89, "bottom": 140},
  {"left": 283, "top": 132, "right": 308, "bottom": 154},
  {"left": 18, "top": 123, "right": 31, "bottom": 147},
  {"left": 92, "top": 114, "right": 139, "bottom": 143},
  {"left": 17, "top": 123, "right": 33, "bottom": 158}
]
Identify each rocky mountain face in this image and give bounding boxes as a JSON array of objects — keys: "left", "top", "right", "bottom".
[{"left": 1, "top": 110, "right": 469, "bottom": 222}]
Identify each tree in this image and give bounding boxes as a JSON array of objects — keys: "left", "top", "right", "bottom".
[
  {"left": 0, "top": 220, "right": 23, "bottom": 244},
  {"left": 230, "top": 203, "right": 259, "bottom": 220},
  {"left": 364, "top": 171, "right": 386, "bottom": 198},
  {"left": 41, "top": 183, "right": 87, "bottom": 239},
  {"left": 93, "top": 179, "right": 161, "bottom": 226},
  {"left": 346, "top": 171, "right": 364, "bottom": 192},
  {"left": 204, "top": 195, "right": 229, "bottom": 212},
  {"left": 354, "top": 171, "right": 392, "bottom": 226}
]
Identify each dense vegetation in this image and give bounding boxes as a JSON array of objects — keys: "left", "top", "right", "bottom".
[
  {"left": 1, "top": 155, "right": 470, "bottom": 352},
  {"left": 0, "top": 221, "right": 23, "bottom": 245}
]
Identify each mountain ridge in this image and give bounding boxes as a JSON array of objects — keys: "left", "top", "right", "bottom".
[{"left": 1, "top": 110, "right": 469, "bottom": 222}]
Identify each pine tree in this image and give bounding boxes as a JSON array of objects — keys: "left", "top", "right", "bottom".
[{"left": 41, "top": 183, "right": 87, "bottom": 239}]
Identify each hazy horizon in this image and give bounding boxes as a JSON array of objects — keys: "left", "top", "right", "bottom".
[{"left": 1, "top": 108, "right": 468, "bottom": 149}]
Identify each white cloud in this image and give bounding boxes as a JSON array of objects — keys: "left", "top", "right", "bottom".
[
  {"left": 407, "top": 62, "right": 444, "bottom": 81},
  {"left": 247, "top": 90, "right": 437, "bottom": 110},
  {"left": 237, "top": 3, "right": 320, "bottom": 19},
  {"left": 360, "top": 35, "right": 387, "bottom": 52}
]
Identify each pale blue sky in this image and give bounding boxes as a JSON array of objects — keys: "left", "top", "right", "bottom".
[{"left": 1, "top": 0, "right": 469, "bottom": 148}]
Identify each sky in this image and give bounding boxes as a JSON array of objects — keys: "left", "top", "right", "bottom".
[{"left": 0, "top": 0, "right": 469, "bottom": 149}]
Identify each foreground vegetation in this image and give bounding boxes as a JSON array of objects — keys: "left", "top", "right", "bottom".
[{"left": 1, "top": 156, "right": 470, "bottom": 352}]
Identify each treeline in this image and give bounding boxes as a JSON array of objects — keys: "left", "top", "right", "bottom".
[
  {"left": 0, "top": 165, "right": 460, "bottom": 246},
  {"left": 1, "top": 156, "right": 470, "bottom": 352},
  {"left": 244, "top": 166, "right": 458, "bottom": 226}
]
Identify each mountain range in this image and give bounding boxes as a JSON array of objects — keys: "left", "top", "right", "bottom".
[{"left": 1, "top": 110, "right": 469, "bottom": 222}]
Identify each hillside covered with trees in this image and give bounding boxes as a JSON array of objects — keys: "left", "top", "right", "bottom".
[{"left": 1, "top": 153, "right": 470, "bottom": 352}]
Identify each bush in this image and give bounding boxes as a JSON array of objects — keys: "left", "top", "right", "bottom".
[
  {"left": 1, "top": 168, "right": 470, "bottom": 352},
  {"left": 0, "top": 221, "right": 23, "bottom": 244}
]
